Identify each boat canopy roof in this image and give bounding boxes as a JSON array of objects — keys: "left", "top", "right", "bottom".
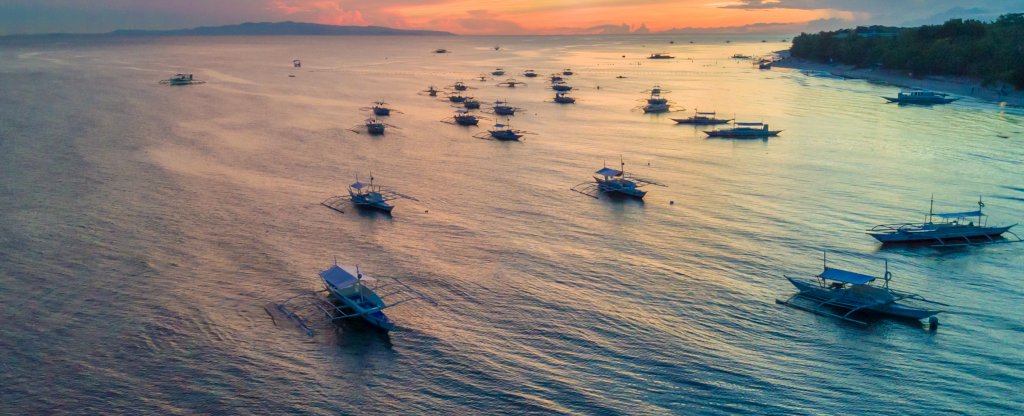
[
  {"left": 818, "top": 267, "right": 876, "bottom": 285},
  {"left": 936, "top": 210, "right": 983, "bottom": 218},
  {"left": 596, "top": 167, "right": 622, "bottom": 176},
  {"left": 736, "top": 122, "right": 764, "bottom": 126},
  {"left": 351, "top": 181, "right": 369, "bottom": 189},
  {"left": 320, "top": 265, "right": 359, "bottom": 288}
]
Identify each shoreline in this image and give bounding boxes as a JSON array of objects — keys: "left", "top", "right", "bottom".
[{"left": 773, "top": 57, "right": 1024, "bottom": 107}]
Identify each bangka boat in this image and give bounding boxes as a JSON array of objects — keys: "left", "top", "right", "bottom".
[
  {"left": 462, "top": 98, "right": 481, "bottom": 109},
  {"left": 777, "top": 252, "right": 947, "bottom": 326},
  {"left": 497, "top": 79, "right": 527, "bottom": 88},
  {"left": 447, "top": 93, "right": 468, "bottom": 103},
  {"left": 866, "top": 197, "right": 1020, "bottom": 247},
  {"left": 349, "top": 119, "right": 397, "bottom": 136},
  {"left": 450, "top": 81, "right": 470, "bottom": 91},
  {"left": 273, "top": 262, "right": 433, "bottom": 334},
  {"left": 420, "top": 86, "right": 440, "bottom": 97},
  {"left": 549, "top": 75, "right": 564, "bottom": 82},
  {"left": 321, "top": 175, "right": 418, "bottom": 214},
  {"left": 553, "top": 93, "right": 576, "bottom": 104},
  {"left": 434, "top": 48, "right": 450, "bottom": 54},
  {"left": 562, "top": 68, "right": 574, "bottom": 76},
  {"left": 449, "top": 109, "right": 480, "bottom": 126},
  {"left": 523, "top": 69, "right": 538, "bottom": 78},
  {"left": 882, "top": 88, "right": 959, "bottom": 104},
  {"left": 551, "top": 82, "right": 573, "bottom": 92},
  {"left": 571, "top": 158, "right": 664, "bottom": 199},
  {"left": 161, "top": 73, "right": 205, "bottom": 86},
  {"left": 474, "top": 120, "right": 534, "bottom": 141},
  {"left": 491, "top": 68, "right": 505, "bottom": 76},
  {"left": 361, "top": 101, "right": 400, "bottom": 116},
  {"left": 671, "top": 111, "right": 733, "bottom": 125},
  {"left": 490, "top": 100, "right": 522, "bottom": 116},
  {"left": 648, "top": 52, "right": 675, "bottom": 59},
  {"left": 705, "top": 121, "right": 781, "bottom": 138},
  {"left": 292, "top": 59, "right": 301, "bottom": 68}
]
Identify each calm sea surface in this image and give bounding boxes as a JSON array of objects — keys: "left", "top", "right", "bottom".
[{"left": 1, "top": 35, "right": 1022, "bottom": 415}]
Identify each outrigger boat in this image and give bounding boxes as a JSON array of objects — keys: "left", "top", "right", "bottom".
[
  {"left": 420, "top": 86, "right": 440, "bottom": 97},
  {"left": 321, "top": 175, "right": 417, "bottom": 214},
  {"left": 496, "top": 79, "right": 527, "bottom": 88},
  {"left": 549, "top": 74, "right": 564, "bottom": 83},
  {"left": 705, "top": 121, "right": 781, "bottom": 138},
  {"left": 883, "top": 88, "right": 958, "bottom": 104},
  {"left": 523, "top": 69, "right": 538, "bottom": 78},
  {"left": 474, "top": 119, "right": 534, "bottom": 141},
  {"left": 777, "top": 252, "right": 947, "bottom": 326},
  {"left": 273, "top": 262, "right": 433, "bottom": 334},
  {"left": 462, "top": 98, "right": 481, "bottom": 110},
  {"left": 551, "top": 81, "right": 573, "bottom": 92},
  {"left": 450, "top": 81, "right": 470, "bottom": 91},
  {"left": 349, "top": 118, "right": 397, "bottom": 136},
  {"left": 489, "top": 100, "right": 522, "bottom": 116},
  {"left": 553, "top": 92, "right": 576, "bottom": 104},
  {"left": 434, "top": 48, "right": 450, "bottom": 54},
  {"left": 562, "top": 68, "right": 574, "bottom": 76},
  {"left": 447, "top": 109, "right": 481, "bottom": 126},
  {"left": 446, "top": 93, "right": 468, "bottom": 103},
  {"left": 571, "top": 158, "right": 664, "bottom": 199},
  {"left": 491, "top": 68, "right": 505, "bottom": 76},
  {"left": 671, "top": 111, "right": 733, "bottom": 125},
  {"left": 648, "top": 52, "right": 675, "bottom": 59},
  {"left": 161, "top": 73, "right": 205, "bottom": 86},
  {"left": 866, "top": 197, "right": 1020, "bottom": 247},
  {"left": 292, "top": 59, "right": 302, "bottom": 68},
  {"left": 361, "top": 101, "right": 400, "bottom": 116}
]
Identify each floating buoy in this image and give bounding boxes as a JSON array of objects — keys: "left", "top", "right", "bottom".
[{"left": 670, "top": 201, "right": 674, "bottom": 205}]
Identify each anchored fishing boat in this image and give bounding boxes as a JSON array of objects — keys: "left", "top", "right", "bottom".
[
  {"left": 462, "top": 98, "right": 481, "bottom": 110},
  {"left": 866, "top": 197, "right": 1020, "bottom": 247},
  {"left": 671, "top": 111, "right": 733, "bottom": 125},
  {"left": 562, "top": 68, "right": 574, "bottom": 76},
  {"left": 523, "top": 69, "right": 538, "bottom": 78},
  {"left": 160, "top": 73, "right": 205, "bottom": 86},
  {"left": 292, "top": 59, "right": 301, "bottom": 68},
  {"left": 777, "top": 252, "right": 947, "bottom": 326},
  {"left": 450, "top": 81, "right": 470, "bottom": 91},
  {"left": 705, "top": 121, "right": 781, "bottom": 138},
  {"left": 361, "top": 101, "right": 401, "bottom": 117},
  {"left": 551, "top": 81, "right": 573, "bottom": 92},
  {"left": 883, "top": 88, "right": 958, "bottom": 104},
  {"left": 489, "top": 100, "right": 523, "bottom": 116},
  {"left": 491, "top": 68, "right": 505, "bottom": 76},
  {"left": 273, "top": 262, "right": 433, "bottom": 334},
  {"left": 496, "top": 79, "right": 527, "bottom": 88},
  {"left": 446, "top": 93, "right": 468, "bottom": 103},
  {"left": 648, "top": 52, "right": 675, "bottom": 59},
  {"left": 321, "top": 175, "right": 417, "bottom": 214},
  {"left": 553, "top": 92, "right": 575, "bottom": 104},
  {"left": 447, "top": 109, "right": 481, "bottom": 126},
  {"left": 420, "top": 86, "right": 440, "bottom": 97},
  {"left": 474, "top": 120, "right": 534, "bottom": 141},
  {"left": 571, "top": 158, "right": 664, "bottom": 199}
]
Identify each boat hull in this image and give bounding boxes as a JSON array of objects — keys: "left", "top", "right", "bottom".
[
  {"left": 705, "top": 130, "right": 781, "bottom": 138},
  {"left": 672, "top": 118, "right": 731, "bottom": 125}
]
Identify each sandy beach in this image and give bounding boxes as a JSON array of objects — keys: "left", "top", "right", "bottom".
[{"left": 773, "top": 55, "right": 1024, "bottom": 107}]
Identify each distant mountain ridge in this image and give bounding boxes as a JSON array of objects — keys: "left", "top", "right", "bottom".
[{"left": 7, "top": 21, "right": 454, "bottom": 37}]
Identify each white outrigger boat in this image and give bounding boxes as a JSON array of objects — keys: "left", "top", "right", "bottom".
[
  {"left": 866, "top": 197, "right": 1020, "bottom": 247},
  {"left": 571, "top": 158, "right": 664, "bottom": 200},
  {"left": 705, "top": 121, "right": 781, "bottom": 138},
  {"left": 321, "top": 175, "right": 417, "bottom": 214},
  {"left": 273, "top": 262, "right": 433, "bottom": 334},
  {"left": 777, "top": 252, "right": 947, "bottom": 326}
]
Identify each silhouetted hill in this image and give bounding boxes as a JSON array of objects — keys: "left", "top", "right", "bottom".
[{"left": 110, "top": 21, "right": 453, "bottom": 36}]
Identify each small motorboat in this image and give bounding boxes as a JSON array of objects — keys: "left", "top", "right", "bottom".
[
  {"left": 866, "top": 197, "right": 1020, "bottom": 246},
  {"left": 523, "top": 69, "right": 538, "bottom": 78},
  {"left": 705, "top": 121, "right": 781, "bottom": 138},
  {"left": 648, "top": 52, "right": 675, "bottom": 59},
  {"left": 491, "top": 68, "right": 505, "bottom": 76},
  {"left": 882, "top": 88, "right": 959, "bottom": 104},
  {"left": 474, "top": 120, "right": 534, "bottom": 141},
  {"left": 551, "top": 81, "right": 572, "bottom": 92},
  {"left": 434, "top": 48, "right": 450, "bottom": 54},
  {"left": 562, "top": 68, "right": 574, "bottom": 76},
  {"left": 777, "top": 252, "right": 947, "bottom": 326},
  {"left": 496, "top": 79, "right": 527, "bottom": 88}
]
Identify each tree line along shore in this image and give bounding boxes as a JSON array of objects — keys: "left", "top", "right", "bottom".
[{"left": 789, "top": 14, "right": 1024, "bottom": 90}]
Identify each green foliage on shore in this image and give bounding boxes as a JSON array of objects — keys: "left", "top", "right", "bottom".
[{"left": 790, "top": 14, "right": 1024, "bottom": 89}]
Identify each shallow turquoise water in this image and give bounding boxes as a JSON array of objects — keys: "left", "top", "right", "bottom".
[{"left": 1, "top": 35, "right": 1022, "bottom": 415}]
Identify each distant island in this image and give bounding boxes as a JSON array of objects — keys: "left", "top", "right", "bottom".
[
  {"left": 789, "top": 13, "right": 1024, "bottom": 89},
  {"left": 4, "top": 21, "right": 454, "bottom": 38}
]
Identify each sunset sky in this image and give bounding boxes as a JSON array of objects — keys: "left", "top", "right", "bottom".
[{"left": 1, "top": 0, "right": 1021, "bottom": 35}]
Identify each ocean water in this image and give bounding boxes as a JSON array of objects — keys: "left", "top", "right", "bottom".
[{"left": 1, "top": 34, "right": 1022, "bottom": 415}]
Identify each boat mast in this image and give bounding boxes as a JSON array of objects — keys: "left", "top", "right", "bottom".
[
  {"left": 977, "top": 196, "right": 985, "bottom": 225},
  {"left": 883, "top": 259, "right": 891, "bottom": 289}
]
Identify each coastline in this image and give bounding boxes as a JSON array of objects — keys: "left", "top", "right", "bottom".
[{"left": 773, "top": 56, "right": 1024, "bottom": 107}]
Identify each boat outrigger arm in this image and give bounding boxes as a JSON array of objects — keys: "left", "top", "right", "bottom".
[{"left": 271, "top": 274, "right": 434, "bottom": 336}]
